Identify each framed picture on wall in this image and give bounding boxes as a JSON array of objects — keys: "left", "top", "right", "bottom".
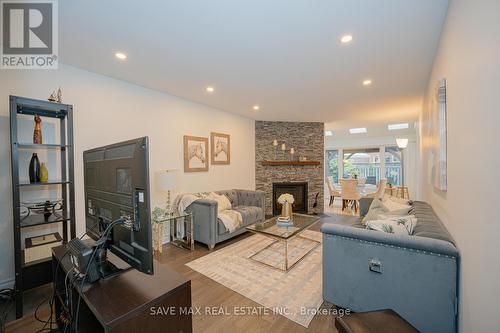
[
  {"left": 184, "top": 135, "right": 209, "bottom": 172},
  {"left": 211, "top": 132, "right": 230, "bottom": 165}
]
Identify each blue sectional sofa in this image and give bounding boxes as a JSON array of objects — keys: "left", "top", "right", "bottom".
[{"left": 321, "top": 199, "right": 460, "bottom": 333}]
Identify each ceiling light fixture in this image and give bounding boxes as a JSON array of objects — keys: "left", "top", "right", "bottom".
[
  {"left": 340, "top": 34, "right": 353, "bottom": 44},
  {"left": 206, "top": 86, "right": 215, "bottom": 93},
  {"left": 115, "top": 52, "right": 127, "bottom": 60},
  {"left": 388, "top": 123, "right": 409, "bottom": 130},
  {"left": 325, "top": 130, "right": 333, "bottom": 136},
  {"left": 253, "top": 105, "right": 260, "bottom": 111},
  {"left": 362, "top": 79, "right": 372, "bottom": 86},
  {"left": 349, "top": 127, "right": 367, "bottom": 134}
]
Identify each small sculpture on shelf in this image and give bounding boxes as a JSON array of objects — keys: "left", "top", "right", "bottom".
[
  {"left": 48, "top": 87, "right": 63, "bottom": 103},
  {"left": 57, "top": 87, "right": 62, "bottom": 103},
  {"left": 33, "top": 115, "right": 42, "bottom": 144},
  {"left": 48, "top": 91, "right": 57, "bottom": 102}
]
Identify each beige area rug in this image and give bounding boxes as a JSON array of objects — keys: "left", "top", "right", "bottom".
[{"left": 186, "top": 230, "right": 323, "bottom": 327}]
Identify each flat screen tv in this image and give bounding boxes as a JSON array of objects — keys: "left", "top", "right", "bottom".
[{"left": 83, "top": 136, "right": 153, "bottom": 275}]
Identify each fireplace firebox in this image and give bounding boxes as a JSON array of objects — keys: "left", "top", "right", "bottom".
[{"left": 272, "top": 182, "right": 308, "bottom": 216}]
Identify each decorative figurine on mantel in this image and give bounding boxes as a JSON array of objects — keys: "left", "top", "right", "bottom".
[
  {"left": 33, "top": 115, "right": 42, "bottom": 144},
  {"left": 273, "top": 139, "right": 278, "bottom": 159}
]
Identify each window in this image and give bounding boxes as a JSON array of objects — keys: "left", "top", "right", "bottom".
[
  {"left": 385, "top": 146, "right": 402, "bottom": 186},
  {"left": 343, "top": 148, "right": 381, "bottom": 184},
  {"left": 325, "top": 150, "right": 339, "bottom": 183}
]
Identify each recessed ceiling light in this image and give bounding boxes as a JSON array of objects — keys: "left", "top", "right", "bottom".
[
  {"left": 362, "top": 79, "right": 372, "bottom": 86},
  {"left": 253, "top": 105, "right": 260, "bottom": 111},
  {"left": 115, "top": 52, "right": 127, "bottom": 60},
  {"left": 388, "top": 123, "right": 409, "bottom": 130},
  {"left": 325, "top": 130, "right": 333, "bottom": 136},
  {"left": 206, "top": 86, "right": 215, "bottom": 93},
  {"left": 349, "top": 127, "right": 367, "bottom": 134},
  {"left": 340, "top": 34, "right": 353, "bottom": 44}
]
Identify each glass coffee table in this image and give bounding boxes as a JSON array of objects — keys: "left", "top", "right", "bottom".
[{"left": 246, "top": 214, "right": 321, "bottom": 272}]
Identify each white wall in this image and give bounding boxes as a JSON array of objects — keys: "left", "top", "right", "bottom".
[
  {"left": 0, "top": 64, "right": 255, "bottom": 288},
  {"left": 419, "top": 0, "right": 500, "bottom": 331}
]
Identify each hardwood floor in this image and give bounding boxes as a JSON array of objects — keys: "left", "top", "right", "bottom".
[{"left": 6, "top": 213, "right": 356, "bottom": 333}]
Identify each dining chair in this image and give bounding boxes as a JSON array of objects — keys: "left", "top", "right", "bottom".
[
  {"left": 357, "top": 177, "right": 367, "bottom": 186},
  {"left": 326, "top": 177, "right": 341, "bottom": 206},
  {"left": 365, "top": 178, "right": 387, "bottom": 199},
  {"left": 339, "top": 179, "right": 361, "bottom": 212}
]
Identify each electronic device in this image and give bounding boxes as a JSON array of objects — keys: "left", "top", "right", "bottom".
[
  {"left": 67, "top": 238, "right": 99, "bottom": 283},
  {"left": 81, "top": 136, "right": 154, "bottom": 280}
]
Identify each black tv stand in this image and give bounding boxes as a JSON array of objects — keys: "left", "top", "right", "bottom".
[{"left": 52, "top": 242, "right": 193, "bottom": 333}]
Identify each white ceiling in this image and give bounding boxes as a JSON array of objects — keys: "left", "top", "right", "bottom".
[{"left": 59, "top": 0, "right": 448, "bottom": 129}]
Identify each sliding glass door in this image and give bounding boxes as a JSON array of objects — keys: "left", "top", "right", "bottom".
[
  {"left": 342, "top": 148, "right": 381, "bottom": 184},
  {"left": 385, "top": 146, "right": 402, "bottom": 186},
  {"left": 325, "top": 150, "right": 339, "bottom": 183}
]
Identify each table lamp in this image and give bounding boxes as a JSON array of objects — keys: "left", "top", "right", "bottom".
[{"left": 156, "top": 169, "right": 179, "bottom": 215}]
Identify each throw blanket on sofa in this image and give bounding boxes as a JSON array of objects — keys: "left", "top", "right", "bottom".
[{"left": 174, "top": 192, "right": 243, "bottom": 233}]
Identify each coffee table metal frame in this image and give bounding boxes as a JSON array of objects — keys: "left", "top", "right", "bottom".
[{"left": 246, "top": 214, "right": 320, "bottom": 272}]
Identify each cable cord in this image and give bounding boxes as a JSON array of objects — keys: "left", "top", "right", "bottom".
[
  {"left": 73, "top": 219, "right": 125, "bottom": 333},
  {"left": 0, "top": 288, "right": 14, "bottom": 333}
]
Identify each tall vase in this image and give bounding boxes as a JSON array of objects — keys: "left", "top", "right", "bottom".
[
  {"left": 280, "top": 202, "right": 293, "bottom": 220},
  {"left": 29, "top": 153, "right": 41, "bottom": 183},
  {"left": 33, "top": 115, "right": 42, "bottom": 144}
]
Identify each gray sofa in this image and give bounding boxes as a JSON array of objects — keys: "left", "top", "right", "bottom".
[
  {"left": 321, "top": 198, "right": 459, "bottom": 333},
  {"left": 186, "top": 189, "right": 265, "bottom": 249}
]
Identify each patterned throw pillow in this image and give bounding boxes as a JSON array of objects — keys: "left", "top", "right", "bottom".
[
  {"left": 366, "top": 215, "right": 417, "bottom": 235},
  {"left": 362, "top": 198, "right": 411, "bottom": 224}
]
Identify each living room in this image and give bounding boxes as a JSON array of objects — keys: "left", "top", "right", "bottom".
[{"left": 0, "top": 0, "right": 498, "bottom": 332}]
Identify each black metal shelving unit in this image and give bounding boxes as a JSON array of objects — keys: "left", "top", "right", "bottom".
[{"left": 9, "top": 96, "right": 76, "bottom": 318}]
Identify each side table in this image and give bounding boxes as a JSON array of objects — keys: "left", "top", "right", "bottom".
[{"left": 158, "top": 213, "right": 194, "bottom": 251}]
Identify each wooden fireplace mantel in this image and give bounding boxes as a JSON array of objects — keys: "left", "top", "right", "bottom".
[{"left": 261, "top": 160, "right": 320, "bottom": 166}]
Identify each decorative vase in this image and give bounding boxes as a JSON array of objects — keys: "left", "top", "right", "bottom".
[
  {"left": 33, "top": 115, "right": 42, "bottom": 144},
  {"left": 40, "top": 162, "right": 49, "bottom": 183},
  {"left": 280, "top": 202, "right": 293, "bottom": 220},
  {"left": 29, "top": 153, "right": 41, "bottom": 183}
]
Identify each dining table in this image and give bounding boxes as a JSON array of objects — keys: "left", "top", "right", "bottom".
[{"left": 333, "top": 183, "right": 378, "bottom": 197}]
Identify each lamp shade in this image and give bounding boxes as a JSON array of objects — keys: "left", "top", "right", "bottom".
[
  {"left": 396, "top": 138, "right": 409, "bottom": 149},
  {"left": 155, "top": 169, "right": 179, "bottom": 192}
]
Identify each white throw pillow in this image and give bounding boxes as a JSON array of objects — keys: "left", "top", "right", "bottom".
[
  {"left": 366, "top": 215, "right": 417, "bottom": 235},
  {"left": 381, "top": 198, "right": 411, "bottom": 215},
  {"left": 383, "top": 195, "right": 411, "bottom": 205},
  {"left": 208, "top": 192, "right": 232, "bottom": 212}
]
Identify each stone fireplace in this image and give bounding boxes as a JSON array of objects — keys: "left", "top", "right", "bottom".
[
  {"left": 272, "top": 182, "right": 308, "bottom": 215},
  {"left": 255, "top": 121, "right": 324, "bottom": 216}
]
